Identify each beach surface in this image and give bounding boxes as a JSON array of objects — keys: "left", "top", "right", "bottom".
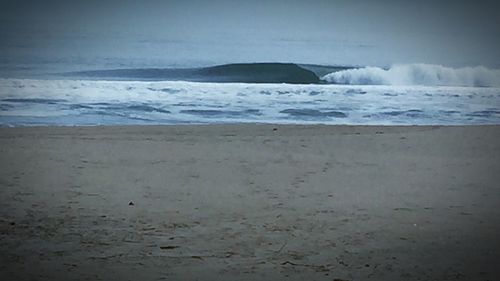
[{"left": 1, "top": 124, "right": 499, "bottom": 280}]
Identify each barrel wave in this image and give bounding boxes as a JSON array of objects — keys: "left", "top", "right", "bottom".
[
  {"left": 65, "top": 63, "right": 320, "bottom": 84},
  {"left": 322, "top": 64, "right": 500, "bottom": 87}
]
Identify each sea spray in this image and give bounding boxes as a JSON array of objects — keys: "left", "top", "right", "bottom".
[{"left": 322, "top": 64, "right": 500, "bottom": 87}]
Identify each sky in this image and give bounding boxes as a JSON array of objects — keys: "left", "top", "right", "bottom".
[{"left": 1, "top": 0, "right": 500, "bottom": 73}]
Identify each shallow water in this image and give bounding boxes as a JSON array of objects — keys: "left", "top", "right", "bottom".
[{"left": 0, "top": 78, "right": 499, "bottom": 126}]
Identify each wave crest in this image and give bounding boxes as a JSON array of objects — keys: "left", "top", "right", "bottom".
[{"left": 321, "top": 64, "right": 500, "bottom": 87}]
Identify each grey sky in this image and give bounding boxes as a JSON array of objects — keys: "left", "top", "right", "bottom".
[{"left": 1, "top": 0, "right": 500, "bottom": 71}]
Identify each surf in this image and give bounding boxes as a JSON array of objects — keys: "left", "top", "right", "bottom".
[
  {"left": 322, "top": 64, "right": 500, "bottom": 87},
  {"left": 63, "top": 63, "right": 322, "bottom": 84}
]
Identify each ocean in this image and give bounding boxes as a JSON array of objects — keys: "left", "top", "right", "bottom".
[{"left": 1, "top": 63, "right": 499, "bottom": 126}]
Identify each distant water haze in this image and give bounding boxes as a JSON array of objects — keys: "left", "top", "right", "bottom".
[{"left": 1, "top": 0, "right": 500, "bottom": 76}]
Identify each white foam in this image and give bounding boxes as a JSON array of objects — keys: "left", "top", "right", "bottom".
[
  {"left": 322, "top": 64, "right": 500, "bottom": 87},
  {"left": 1, "top": 78, "right": 500, "bottom": 125}
]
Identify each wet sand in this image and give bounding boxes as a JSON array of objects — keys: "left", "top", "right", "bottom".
[{"left": 1, "top": 125, "right": 499, "bottom": 280}]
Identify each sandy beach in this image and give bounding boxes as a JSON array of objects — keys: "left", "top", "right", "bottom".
[{"left": 0, "top": 124, "right": 499, "bottom": 281}]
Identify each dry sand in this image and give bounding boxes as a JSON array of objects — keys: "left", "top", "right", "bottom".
[{"left": 0, "top": 124, "right": 499, "bottom": 281}]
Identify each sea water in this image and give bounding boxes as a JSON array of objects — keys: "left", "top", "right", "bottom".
[{"left": 1, "top": 64, "right": 500, "bottom": 126}]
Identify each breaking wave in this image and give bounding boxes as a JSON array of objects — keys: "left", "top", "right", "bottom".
[
  {"left": 64, "top": 63, "right": 320, "bottom": 84},
  {"left": 322, "top": 64, "right": 500, "bottom": 87}
]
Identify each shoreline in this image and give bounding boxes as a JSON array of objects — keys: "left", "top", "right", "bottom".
[
  {"left": 2, "top": 123, "right": 497, "bottom": 129},
  {"left": 1, "top": 124, "right": 499, "bottom": 280}
]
